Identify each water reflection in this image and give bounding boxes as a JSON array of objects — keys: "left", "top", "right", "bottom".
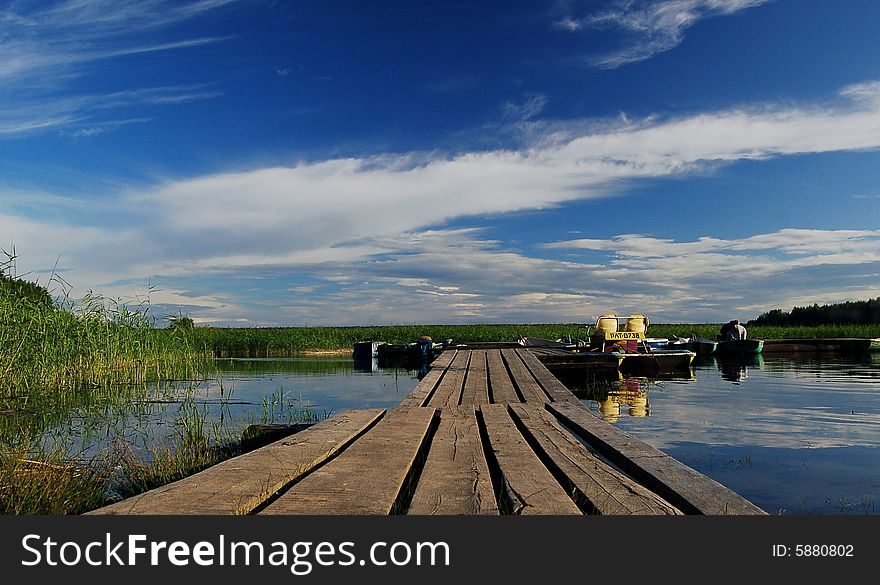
[
  {"left": 560, "top": 375, "right": 652, "bottom": 422},
  {"left": 353, "top": 357, "right": 378, "bottom": 373},
  {"left": 710, "top": 354, "right": 764, "bottom": 383},
  {"left": 3, "top": 356, "right": 422, "bottom": 462}
]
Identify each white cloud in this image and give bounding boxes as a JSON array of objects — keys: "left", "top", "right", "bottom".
[
  {"left": 133, "top": 83, "right": 880, "bottom": 256},
  {"left": 560, "top": 0, "right": 772, "bottom": 68}
]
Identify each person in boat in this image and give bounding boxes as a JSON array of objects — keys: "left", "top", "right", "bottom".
[
  {"left": 719, "top": 320, "right": 733, "bottom": 340},
  {"left": 723, "top": 319, "right": 748, "bottom": 341}
]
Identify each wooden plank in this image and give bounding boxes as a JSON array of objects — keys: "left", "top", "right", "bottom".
[
  {"left": 546, "top": 402, "right": 766, "bottom": 515},
  {"left": 480, "top": 404, "right": 581, "bottom": 515},
  {"left": 501, "top": 349, "right": 550, "bottom": 404},
  {"left": 459, "top": 350, "right": 490, "bottom": 405},
  {"left": 87, "top": 409, "right": 386, "bottom": 515},
  {"left": 508, "top": 404, "right": 682, "bottom": 515},
  {"left": 397, "top": 350, "right": 457, "bottom": 409},
  {"left": 486, "top": 349, "right": 520, "bottom": 404},
  {"left": 260, "top": 407, "right": 437, "bottom": 515},
  {"left": 408, "top": 406, "right": 498, "bottom": 515},
  {"left": 426, "top": 350, "right": 470, "bottom": 407},
  {"left": 515, "top": 348, "right": 580, "bottom": 404}
]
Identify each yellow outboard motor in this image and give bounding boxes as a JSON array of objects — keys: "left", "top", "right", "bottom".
[
  {"left": 620, "top": 314, "right": 649, "bottom": 352},
  {"left": 594, "top": 314, "right": 619, "bottom": 335},
  {"left": 624, "top": 314, "right": 649, "bottom": 334},
  {"left": 591, "top": 314, "right": 619, "bottom": 351}
]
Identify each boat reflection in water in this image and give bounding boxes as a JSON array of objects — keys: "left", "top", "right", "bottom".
[
  {"left": 554, "top": 370, "right": 694, "bottom": 423},
  {"left": 578, "top": 377, "right": 651, "bottom": 422},
  {"left": 555, "top": 351, "right": 770, "bottom": 422},
  {"left": 696, "top": 353, "right": 764, "bottom": 383},
  {"left": 552, "top": 367, "right": 696, "bottom": 422},
  {"left": 352, "top": 357, "right": 379, "bottom": 373}
]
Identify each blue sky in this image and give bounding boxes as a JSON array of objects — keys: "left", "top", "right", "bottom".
[{"left": 2, "top": 0, "right": 880, "bottom": 326}]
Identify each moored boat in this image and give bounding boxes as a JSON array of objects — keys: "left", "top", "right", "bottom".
[
  {"left": 617, "top": 349, "right": 695, "bottom": 375},
  {"left": 686, "top": 337, "right": 718, "bottom": 355},
  {"left": 353, "top": 340, "right": 385, "bottom": 359},
  {"left": 716, "top": 339, "right": 764, "bottom": 354},
  {"left": 376, "top": 336, "right": 442, "bottom": 364},
  {"left": 584, "top": 313, "right": 696, "bottom": 374},
  {"left": 644, "top": 337, "right": 671, "bottom": 350}
]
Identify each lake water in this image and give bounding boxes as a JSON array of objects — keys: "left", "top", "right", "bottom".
[
  {"left": 7, "top": 356, "right": 422, "bottom": 462},
  {"left": 558, "top": 352, "right": 880, "bottom": 515},
  {"left": 10, "top": 352, "right": 879, "bottom": 515}
]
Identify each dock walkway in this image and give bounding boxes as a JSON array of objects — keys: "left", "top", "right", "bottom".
[{"left": 89, "top": 348, "right": 764, "bottom": 516}]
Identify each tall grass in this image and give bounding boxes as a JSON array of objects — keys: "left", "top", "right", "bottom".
[
  {"left": 0, "top": 440, "right": 109, "bottom": 515},
  {"left": 0, "top": 262, "right": 227, "bottom": 514},
  {"left": 0, "top": 393, "right": 245, "bottom": 515},
  {"left": 0, "top": 267, "right": 214, "bottom": 399}
]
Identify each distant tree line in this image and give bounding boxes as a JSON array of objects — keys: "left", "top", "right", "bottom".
[{"left": 749, "top": 298, "right": 880, "bottom": 326}]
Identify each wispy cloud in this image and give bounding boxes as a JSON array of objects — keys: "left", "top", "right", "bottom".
[
  {"left": 61, "top": 118, "right": 156, "bottom": 139},
  {"left": 0, "top": 1, "right": 237, "bottom": 136},
  {"left": 558, "top": 0, "right": 772, "bottom": 68},
  {"left": 0, "top": 86, "right": 223, "bottom": 137},
  {"left": 501, "top": 94, "right": 550, "bottom": 123}
]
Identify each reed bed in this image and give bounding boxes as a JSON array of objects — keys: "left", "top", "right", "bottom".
[
  {"left": 0, "top": 278, "right": 214, "bottom": 399},
  {"left": 194, "top": 322, "right": 880, "bottom": 357},
  {"left": 195, "top": 323, "right": 584, "bottom": 356}
]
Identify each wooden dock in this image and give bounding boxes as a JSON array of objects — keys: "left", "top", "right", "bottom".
[{"left": 89, "top": 348, "right": 765, "bottom": 516}]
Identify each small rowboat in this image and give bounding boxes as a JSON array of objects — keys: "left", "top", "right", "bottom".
[
  {"left": 686, "top": 337, "right": 718, "bottom": 355},
  {"left": 716, "top": 339, "right": 764, "bottom": 355}
]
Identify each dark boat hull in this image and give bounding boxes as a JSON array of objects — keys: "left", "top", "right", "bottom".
[
  {"left": 618, "top": 350, "right": 695, "bottom": 375},
  {"left": 686, "top": 339, "right": 718, "bottom": 355},
  {"left": 716, "top": 339, "right": 764, "bottom": 354}
]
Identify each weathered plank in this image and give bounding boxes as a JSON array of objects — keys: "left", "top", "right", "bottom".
[
  {"left": 509, "top": 404, "right": 682, "bottom": 515},
  {"left": 259, "top": 407, "right": 437, "bottom": 515},
  {"left": 486, "top": 349, "right": 521, "bottom": 404},
  {"left": 459, "top": 350, "right": 490, "bottom": 405},
  {"left": 480, "top": 404, "right": 581, "bottom": 515},
  {"left": 516, "top": 348, "right": 581, "bottom": 403},
  {"left": 87, "top": 409, "right": 386, "bottom": 515},
  {"left": 408, "top": 406, "right": 498, "bottom": 515},
  {"left": 501, "top": 349, "right": 550, "bottom": 404},
  {"left": 546, "top": 402, "right": 766, "bottom": 515},
  {"left": 426, "top": 350, "right": 470, "bottom": 407},
  {"left": 396, "top": 349, "right": 457, "bottom": 409}
]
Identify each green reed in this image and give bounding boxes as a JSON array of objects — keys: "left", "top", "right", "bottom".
[
  {"left": 0, "top": 440, "right": 110, "bottom": 515},
  {"left": 0, "top": 275, "right": 215, "bottom": 399},
  {"left": 194, "top": 323, "right": 586, "bottom": 356},
  {"left": 0, "top": 390, "right": 244, "bottom": 515}
]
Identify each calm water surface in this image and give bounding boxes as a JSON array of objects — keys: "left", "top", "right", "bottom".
[
  {"left": 559, "top": 352, "right": 880, "bottom": 515},
  {"left": 8, "top": 356, "right": 421, "bottom": 461}
]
